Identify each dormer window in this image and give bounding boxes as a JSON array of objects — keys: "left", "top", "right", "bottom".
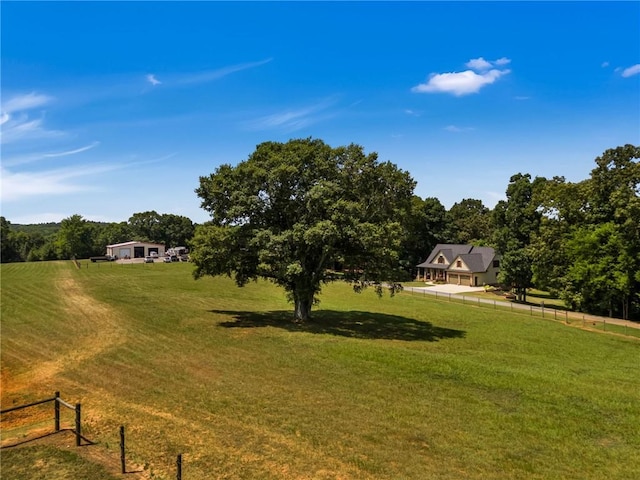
[
  {"left": 437, "top": 256, "right": 444, "bottom": 264},
  {"left": 456, "top": 260, "right": 462, "bottom": 267}
]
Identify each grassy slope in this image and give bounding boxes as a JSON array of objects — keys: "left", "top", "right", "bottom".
[{"left": 1, "top": 261, "right": 639, "bottom": 479}]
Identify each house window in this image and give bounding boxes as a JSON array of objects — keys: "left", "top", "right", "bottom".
[
  {"left": 456, "top": 260, "right": 462, "bottom": 268},
  {"left": 493, "top": 260, "right": 500, "bottom": 268},
  {"left": 437, "top": 256, "right": 444, "bottom": 264}
]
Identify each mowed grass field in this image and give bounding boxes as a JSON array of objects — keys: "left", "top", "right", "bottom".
[{"left": 1, "top": 261, "right": 639, "bottom": 479}]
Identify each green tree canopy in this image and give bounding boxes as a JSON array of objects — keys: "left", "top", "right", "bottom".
[
  {"left": 191, "top": 138, "right": 416, "bottom": 321},
  {"left": 446, "top": 198, "right": 493, "bottom": 245},
  {"left": 401, "top": 196, "right": 449, "bottom": 274},
  {"left": 54, "top": 214, "right": 95, "bottom": 260}
]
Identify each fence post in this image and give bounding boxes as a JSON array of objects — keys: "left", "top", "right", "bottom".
[
  {"left": 75, "top": 403, "right": 81, "bottom": 446},
  {"left": 54, "top": 391, "right": 60, "bottom": 432},
  {"left": 120, "top": 426, "right": 126, "bottom": 474},
  {"left": 542, "top": 304, "right": 544, "bottom": 318},
  {"left": 494, "top": 300, "right": 496, "bottom": 309},
  {"left": 565, "top": 311, "right": 568, "bottom": 324},
  {"left": 530, "top": 306, "right": 533, "bottom": 316},
  {"left": 603, "top": 318, "right": 606, "bottom": 331},
  {"left": 554, "top": 309, "right": 557, "bottom": 320},
  {"left": 177, "top": 454, "right": 183, "bottom": 480}
]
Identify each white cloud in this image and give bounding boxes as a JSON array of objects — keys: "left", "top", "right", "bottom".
[
  {"left": 494, "top": 57, "right": 511, "bottom": 67},
  {"left": 404, "top": 109, "right": 421, "bottom": 116},
  {"left": 621, "top": 64, "right": 640, "bottom": 78},
  {"left": 412, "top": 68, "right": 510, "bottom": 96},
  {"left": 146, "top": 74, "right": 162, "bottom": 86},
  {"left": 601, "top": 61, "right": 610, "bottom": 68},
  {"left": 413, "top": 57, "right": 511, "bottom": 96},
  {"left": 515, "top": 96, "right": 530, "bottom": 100},
  {"left": 466, "top": 57, "right": 493, "bottom": 71},
  {"left": 466, "top": 57, "right": 511, "bottom": 71}
]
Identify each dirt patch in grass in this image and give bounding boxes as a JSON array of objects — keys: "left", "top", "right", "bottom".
[
  {"left": 2, "top": 430, "right": 154, "bottom": 480},
  {"left": 2, "top": 270, "right": 127, "bottom": 398}
]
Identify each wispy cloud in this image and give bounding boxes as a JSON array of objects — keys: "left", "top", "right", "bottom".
[
  {"left": 3, "top": 141, "right": 101, "bottom": 167},
  {"left": 404, "top": 109, "right": 422, "bottom": 117},
  {"left": 1, "top": 92, "right": 53, "bottom": 114},
  {"left": 412, "top": 57, "right": 511, "bottom": 96},
  {"left": 601, "top": 61, "right": 610, "bottom": 68},
  {"left": 0, "top": 92, "right": 64, "bottom": 145},
  {"left": 43, "top": 141, "right": 101, "bottom": 158},
  {"left": 247, "top": 98, "right": 337, "bottom": 132},
  {"left": 0, "top": 114, "right": 65, "bottom": 145},
  {"left": 1, "top": 163, "right": 119, "bottom": 202},
  {"left": 621, "top": 64, "right": 640, "bottom": 78},
  {"left": 515, "top": 96, "right": 530, "bottom": 100},
  {"left": 152, "top": 58, "right": 273, "bottom": 88},
  {"left": 146, "top": 74, "right": 162, "bottom": 86},
  {"left": 444, "top": 125, "right": 474, "bottom": 133}
]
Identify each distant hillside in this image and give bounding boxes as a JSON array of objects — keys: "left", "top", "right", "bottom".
[
  {"left": 10, "top": 222, "right": 61, "bottom": 236},
  {"left": 10, "top": 221, "right": 110, "bottom": 237}
]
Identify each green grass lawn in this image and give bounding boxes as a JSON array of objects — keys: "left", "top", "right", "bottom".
[{"left": 1, "top": 260, "right": 639, "bottom": 479}]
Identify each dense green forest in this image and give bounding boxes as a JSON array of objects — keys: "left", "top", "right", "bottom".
[{"left": 2, "top": 144, "right": 638, "bottom": 319}]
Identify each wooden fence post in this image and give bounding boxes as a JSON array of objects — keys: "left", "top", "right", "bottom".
[
  {"left": 75, "top": 403, "right": 81, "bottom": 446},
  {"left": 54, "top": 391, "right": 60, "bottom": 432},
  {"left": 120, "top": 426, "right": 126, "bottom": 474},
  {"left": 177, "top": 454, "right": 183, "bottom": 480}
]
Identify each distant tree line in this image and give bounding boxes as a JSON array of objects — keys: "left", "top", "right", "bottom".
[
  {"left": 1, "top": 211, "right": 195, "bottom": 263},
  {"left": 400, "top": 145, "right": 639, "bottom": 319},
  {"left": 2, "top": 144, "right": 638, "bottom": 319}
]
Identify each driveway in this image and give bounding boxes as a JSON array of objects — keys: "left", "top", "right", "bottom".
[{"left": 413, "top": 284, "right": 486, "bottom": 294}]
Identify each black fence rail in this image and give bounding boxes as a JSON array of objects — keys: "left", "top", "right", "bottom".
[
  {"left": 403, "top": 287, "right": 640, "bottom": 338},
  {"left": 1, "top": 391, "right": 83, "bottom": 447},
  {"left": 2, "top": 393, "right": 186, "bottom": 478}
]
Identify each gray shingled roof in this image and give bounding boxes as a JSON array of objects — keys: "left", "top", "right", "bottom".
[{"left": 416, "top": 244, "right": 497, "bottom": 273}]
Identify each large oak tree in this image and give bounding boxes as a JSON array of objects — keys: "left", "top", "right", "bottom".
[{"left": 191, "top": 138, "right": 415, "bottom": 321}]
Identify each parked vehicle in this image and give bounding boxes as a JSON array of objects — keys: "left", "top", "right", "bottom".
[
  {"left": 163, "top": 256, "right": 172, "bottom": 263},
  {"left": 90, "top": 255, "right": 117, "bottom": 262},
  {"left": 144, "top": 256, "right": 155, "bottom": 263}
]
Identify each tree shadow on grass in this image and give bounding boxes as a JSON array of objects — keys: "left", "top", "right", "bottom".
[{"left": 211, "top": 309, "right": 465, "bottom": 342}]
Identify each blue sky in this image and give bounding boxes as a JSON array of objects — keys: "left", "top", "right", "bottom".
[{"left": 2, "top": 1, "right": 639, "bottom": 225}]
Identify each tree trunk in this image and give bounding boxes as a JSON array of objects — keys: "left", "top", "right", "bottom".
[{"left": 294, "top": 296, "right": 312, "bottom": 322}]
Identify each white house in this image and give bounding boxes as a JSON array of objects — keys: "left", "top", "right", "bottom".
[{"left": 106, "top": 241, "right": 165, "bottom": 259}]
